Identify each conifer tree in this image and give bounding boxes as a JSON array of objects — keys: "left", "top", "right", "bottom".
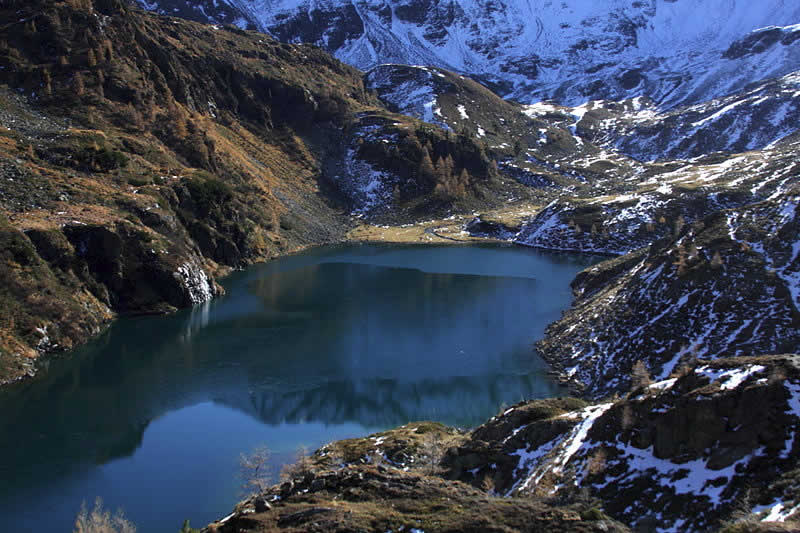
[
  {"left": 419, "top": 148, "right": 435, "bottom": 181},
  {"left": 630, "top": 360, "right": 652, "bottom": 390}
]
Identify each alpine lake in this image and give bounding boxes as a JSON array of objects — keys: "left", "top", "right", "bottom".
[{"left": 0, "top": 243, "right": 603, "bottom": 532}]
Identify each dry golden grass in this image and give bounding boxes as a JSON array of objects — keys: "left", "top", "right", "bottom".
[
  {"left": 10, "top": 203, "right": 123, "bottom": 231},
  {"left": 347, "top": 200, "right": 542, "bottom": 244}
]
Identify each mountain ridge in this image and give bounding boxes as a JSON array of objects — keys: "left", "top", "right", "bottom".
[{"left": 137, "top": 0, "right": 800, "bottom": 108}]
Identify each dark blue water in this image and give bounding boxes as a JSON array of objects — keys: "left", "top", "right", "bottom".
[{"left": 0, "top": 243, "right": 600, "bottom": 532}]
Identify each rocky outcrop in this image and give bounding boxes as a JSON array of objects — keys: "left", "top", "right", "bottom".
[
  {"left": 209, "top": 456, "right": 628, "bottom": 532},
  {"left": 724, "top": 25, "right": 800, "bottom": 60},
  {"left": 494, "top": 126, "right": 800, "bottom": 256},
  {"left": 445, "top": 355, "right": 800, "bottom": 532},
  {"left": 0, "top": 214, "right": 225, "bottom": 384},
  {"left": 328, "top": 111, "right": 506, "bottom": 220},
  {"left": 0, "top": 218, "right": 112, "bottom": 384},
  {"left": 59, "top": 222, "right": 218, "bottom": 312},
  {"left": 511, "top": 187, "right": 747, "bottom": 256}
]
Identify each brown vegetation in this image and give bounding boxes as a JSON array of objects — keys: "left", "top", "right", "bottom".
[
  {"left": 629, "top": 360, "right": 652, "bottom": 391},
  {"left": 239, "top": 445, "right": 273, "bottom": 496}
]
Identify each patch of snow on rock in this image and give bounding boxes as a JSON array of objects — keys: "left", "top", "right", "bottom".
[{"left": 695, "top": 365, "right": 767, "bottom": 390}]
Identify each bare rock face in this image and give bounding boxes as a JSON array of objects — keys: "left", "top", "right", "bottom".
[
  {"left": 724, "top": 25, "right": 800, "bottom": 60},
  {"left": 60, "top": 223, "right": 217, "bottom": 312}
]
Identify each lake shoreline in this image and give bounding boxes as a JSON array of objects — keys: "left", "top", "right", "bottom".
[{"left": 10, "top": 203, "right": 604, "bottom": 393}]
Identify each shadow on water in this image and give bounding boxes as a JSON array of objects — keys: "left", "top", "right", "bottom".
[{"left": 0, "top": 243, "right": 603, "bottom": 532}]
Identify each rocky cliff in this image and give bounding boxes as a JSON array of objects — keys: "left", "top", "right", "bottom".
[{"left": 446, "top": 355, "right": 800, "bottom": 531}]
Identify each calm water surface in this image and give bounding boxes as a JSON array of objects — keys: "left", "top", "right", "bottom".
[{"left": 0, "top": 243, "right": 600, "bottom": 532}]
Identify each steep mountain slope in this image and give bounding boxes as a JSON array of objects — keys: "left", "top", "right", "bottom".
[
  {"left": 138, "top": 0, "right": 800, "bottom": 108},
  {"left": 0, "top": 0, "right": 503, "bottom": 384},
  {"left": 536, "top": 190, "right": 800, "bottom": 398}
]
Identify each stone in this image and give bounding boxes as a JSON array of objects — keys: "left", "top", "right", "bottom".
[{"left": 254, "top": 498, "right": 271, "bottom": 513}]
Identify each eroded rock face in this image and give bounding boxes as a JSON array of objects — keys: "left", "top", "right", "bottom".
[{"left": 62, "top": 222, "right": 218, "bottom": 312}]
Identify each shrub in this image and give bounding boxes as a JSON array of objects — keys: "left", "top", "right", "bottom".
[
  {"left": 580, "top": 507, "right": 609, "bottom": 521},
  {"left": 75, "top": 146, "right": 129, "bottom": 172},
  {"left": 73, "top": 498, "right": 136, "bottom": 533},
  {"left": 93, "top": 147, "right": 129, "bottom": 171},
  {"left": 186, "top": 177, "right": 233, "bottom": 217}
]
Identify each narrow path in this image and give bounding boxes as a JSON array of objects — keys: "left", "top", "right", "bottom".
[{"left": 424, "top": 226, "right": 470, "bottom": 242}]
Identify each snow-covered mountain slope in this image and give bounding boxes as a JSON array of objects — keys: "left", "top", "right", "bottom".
[
  {"left": 535, "top": 189, "right": 800, "bottom": 398},
  {"left": 139, "top": 0, "right": 800, "bottom": 108},
  {"left": 511, "top": 187, "right": 744, "bottom": 256},
  {"left": 447, "top": 355, "right": 800, "bottom": 532},
  {"left": 575, "top": 69, "right": 800, "bottom": 162}
]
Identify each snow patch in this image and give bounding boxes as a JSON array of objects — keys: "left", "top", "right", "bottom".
[{"left": 694, "top": 365, "right": 766, "bottom": 390}]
